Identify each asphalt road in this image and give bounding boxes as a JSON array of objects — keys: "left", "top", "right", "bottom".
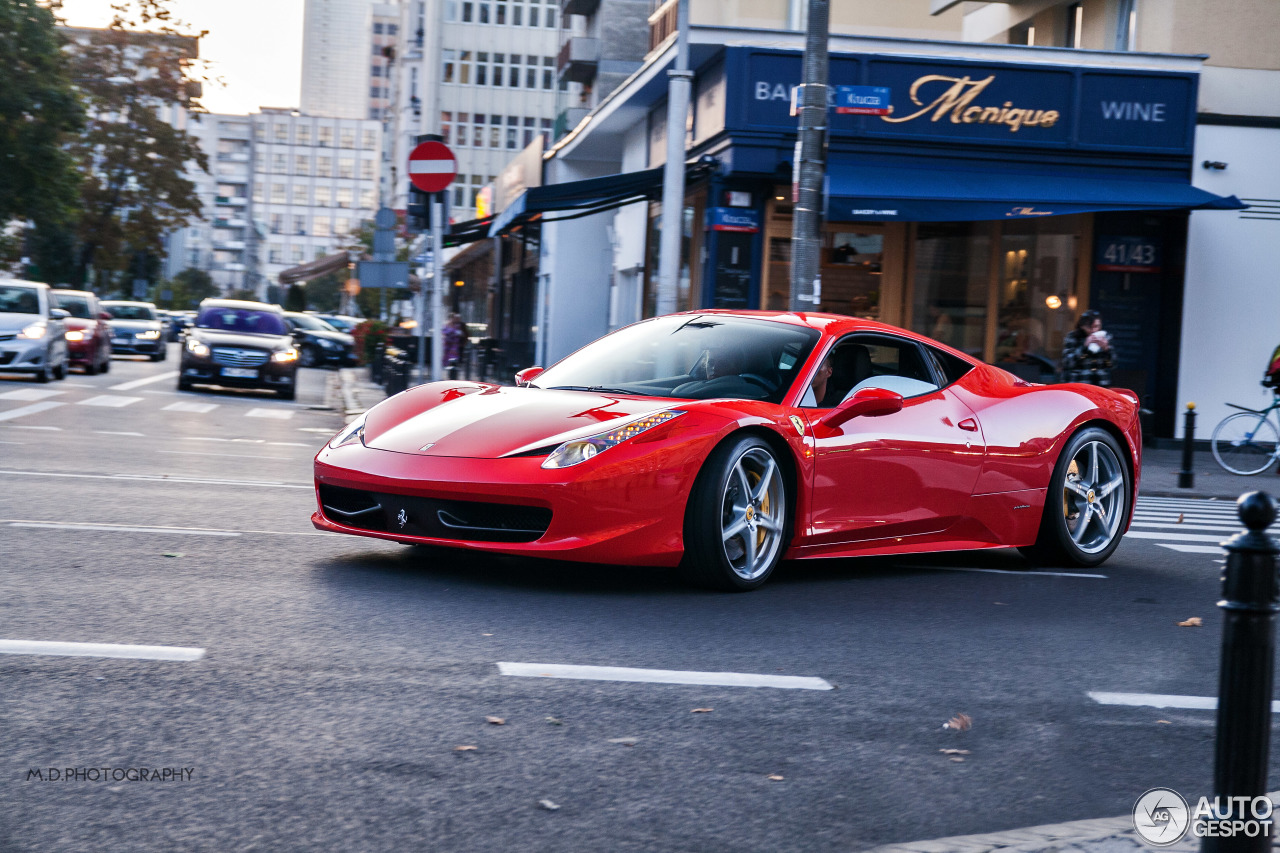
[{"left": 1, "top": 348, "right": 1275, "bottom": 852}]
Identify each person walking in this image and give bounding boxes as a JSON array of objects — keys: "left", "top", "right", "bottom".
[
  {"left": 1060, "top": 309, "right": 1115, "bottom": 386},
  {"left": 443, "top": 313, "right": 466, "bottom": 380}
]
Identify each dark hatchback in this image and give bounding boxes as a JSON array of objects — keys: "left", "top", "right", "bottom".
[
  {"left": 284, "top": 312, "right": 357, "bottom": 368},
  {"left": 178, "top": 300, "right": 300, "bottom": 399}
]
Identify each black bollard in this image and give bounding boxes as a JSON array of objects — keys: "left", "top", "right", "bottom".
[
  {"left": 1204, "top": 491, "right": 1278, "bottom": 852},
  {"left": 1179, "top": 403, "right": 1197, "bottom": 489}
]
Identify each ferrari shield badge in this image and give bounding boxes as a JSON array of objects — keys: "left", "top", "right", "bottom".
[{"left": 789, "top": 415, "right": 806, "bottom": 437}]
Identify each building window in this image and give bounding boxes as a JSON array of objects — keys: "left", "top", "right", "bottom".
[
  {"left": 254, "top": 123, "right": 266, "bottom": 141},
  {"left": 271, "top": 183, "right": 286, "bottom": 203},
  {"left": 272, "top": 153, "right": 287, "bottom": 173},
  {"left": 523, "top": 116, "right": 535, "bottom": 147},
  {"left": 472, "top": 113, "right": 485, "bottom": 147},
  {"left": 509, "top": 54, "right": 521, "bottom": 87},
  {"left": 529, "top": 2, "right": 538, "bottom": 27},
  {"left": 512, "top": 3, "right": 521, "bottom": 25},
  {"left": 475, "top": 52, "right": 488, "bottom": 86},
  {"left": 252, "top": 183, "right": 264, "bottom": 203},
  {"left": 459, "top": 50, "right": 472, "bottom": 85},
  {"left": 388, "top": 23, "right": 398, "bottom": 35},
  {"left": 340, "top": 128, "right": 355, "bottom": 149},
  {"left": 269, "top": 244, "right": 282, "bottom": 264},
  {"left": 273, "top": 123, "right": 288, "bottom": 143},
  {"left": 469, "top": 174, "right": 482, "bottom": 209},
  {"left": 1065, "top": 2, "right": 1082, "bottom": 48},
  {"left": 297, "top": 124, "right": 311, "bottom": 146},
  {"left": 293, "top": 214, "right": 307, "bottom": 235},
  {"left": 316, "top": 156, "right": 332, "bottom": 177},
  {"left": 492, "top": 53, "right": 504, "bottom": 86},
  {"left": 313, "top": 216, "right": 331, "bottom": 238},
  {"left": 318, "top": 125, "right": 334, "bottom": 147},
  {"left": 495, "top": 1, "right": 506, "bottom": 25},
  {"left": 291, "top": 245, "right": 304, "bottom": 263},
  {"left": 361, "top": 189, "right": 375, "bottom": 209},
  {"left": 339, "top": 157, "right": 355, "bottom": 179},
  {"left": 478, "top": 1, "right": 489, "bottom": 24},
  {"left": 453, "top": 178, "right": 466, "bottom": 208},
  {"left": 270, "top": 213, "right": 284, "bottom": 233},
  {"left": 443, "top": 49, "right": 457, "bottom": 84},
  {"left": 441, "top": 110, "right": 453, "bottom": 145},
  {"left": 362, "top": 129, "right": 376, "bottom": 149},
  {"left": 545, "top": 5, "right": 554, "bottom": 27},
  {"left": 462, "top": 1, "right": 472, "bottom": 22},
  {"left": 334, "top": 217, "right": 350, "bottom": 236},
  {"left": 360, "top": 159, "right": 375, "bottom": 180},
  {"left": 489, "top": 114, "right": 502, "bottom": 148},
  {"left": 543, "top": 56, "right": 554, "bottom": 90},
  {"left": 506, "top": 115, "right": 518, "bottom": 149},
  {"left": 292, "top": 184, "right": 308, "bottom": 205},
  {"left": 445, "top": 1, "right": 457, "bottom": 22},
  {"left": 373, "top": 22, "right": 384, "bottom": 34},
  {"left": 315, "top": 186, "right": 332, "bottom": 207},
  {"left": 336, "top": 187, "right": 353, "bottom": 209},
  {"left": 456, "top": 112, "right": 469, "bottom": 147},
  {"left": 294, "top": 154, "right": 309, "bottom": 175}
]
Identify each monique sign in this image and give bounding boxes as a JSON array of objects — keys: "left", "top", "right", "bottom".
[{"left": 881, "top": 74, "right": 1059, "bottom": 133}]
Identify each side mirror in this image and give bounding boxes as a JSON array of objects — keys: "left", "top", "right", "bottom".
[
  {"left": 514, "top": 366, "right": 544, "bottom": 387},
  {"left": 50, "top": 308, "right": 70, "bottom": 320},
  {"left": 99, "top": 311, "right": 113, "bottom": 321},
  {"left": 818, "top": 387, "right": 904, "bottom": 430}
]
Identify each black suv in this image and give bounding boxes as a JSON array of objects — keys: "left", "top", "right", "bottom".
[
  {"left": 283, "top": 312, "right": 357, "bottom": 368},
  {"left": 178, "top": 299, "right": 300, "bottom": 399}
]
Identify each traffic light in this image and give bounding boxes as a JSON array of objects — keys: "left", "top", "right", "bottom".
[{"left": 407, "top": 185, "right": 430, "bottom": 233}]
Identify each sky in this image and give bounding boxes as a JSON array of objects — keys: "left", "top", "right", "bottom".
[{"left": 55, "top": 0, "right": 305, "bottom": 116}]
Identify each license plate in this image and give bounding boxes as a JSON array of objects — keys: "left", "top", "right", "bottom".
[{"left": 221, "top": 367, "right": 258, "bottom": 378}]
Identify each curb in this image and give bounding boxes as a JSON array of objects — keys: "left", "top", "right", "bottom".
[{"left": 338, "top": 368, "right": 361, "bottom": 417}]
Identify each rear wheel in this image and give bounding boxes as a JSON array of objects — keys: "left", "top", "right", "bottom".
[
  {"left": 35, "top": 364, "right": 50, "bottom": 383},
  {"left": 177, "top": 377, "right": 192, "bottom": 392},
  {"left": 1020, "top": 427, "right": 1131, "bottom": 568},
  {"left": 300, "top": 346, "right": 319, "bottom": 368},
  {"left": 681, "top": 435, "right": 789, "bottom": 591},
  {"left": 53, "top": 360, "right": 66, "bottom": 380},
  {"left": 100, "top": 357, "right": 110, "bottom": 374},
  {"left": 277, "top": 385, "right": 296, "bottom": 401},
  {"left": 1211, "top": 411, "right": 1279, "bottom": 476},
  {"left": 85, "top": 360, "right": 98, "bottom": 376}
]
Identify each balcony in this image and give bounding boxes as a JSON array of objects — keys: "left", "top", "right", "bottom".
[
  {"left": 556, "top": 36, "right": 599, "bottom": 84},
  {"left": 649, "top": 0, "right": 677, "bottom": 53},
  {"left": 217, "top": 152, "right": 250, "bottom": 162},
  {"left": 215, "top": 196, "right": 248, "bottom": 207},
  {"left": 560, "top": 0, "right": 599, "bottom": 16},
  {"left": 214, "top": 240, "right": 246, "bottom": 250},
  {"left": 553, "top": 106, "right": 590, "bottom": 140}
]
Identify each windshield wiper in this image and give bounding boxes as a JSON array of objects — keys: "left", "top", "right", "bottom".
[{"left": 546, "top": 385, "right": 638, "bottom": 395}]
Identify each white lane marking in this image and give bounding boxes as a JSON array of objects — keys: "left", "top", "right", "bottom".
[
  {"left": 0, "top": 470, "right": 311, "bottom": 489},
  {"left": 268, "top": 441, "right": 313, "bottom": 447},
  {"left": 1089, "top": 691, "right": 1280, "bottom": 713},
  {"left": 10, "top": 522, "right": 240, "bottom": 536},
  {"left": 299, "top": 428, "right": 334, "bottom": 433},
  {"left": 0, "top": 401, "right": 64, "bottom": 422},
  {"left": 246, "top": 408, "right": 293, "bottom": 420},
  {"left": 1158, "top": 544, "right": 1227, "bottom": 554},
  {"left": 109, "top": 371, "right": 179, "bottom": 391},
  {"left": 898, "top": 564, "right": 1106, "bottom": 579},
  {"left": 163, "top": 401, "right": 218, "bottom": 413},
  {"left": 1130, "top": 522, "right": 1240, "bottom": 533},
  {"left": 94, "top": 430, "right": 145, "bottom": 437},
  {"left": 497, "top": 662, "right": 834, "bottom": 690},
  {"left": 186, "top": 437, "right": 265, "bottom": 444},
  {"left": 0, "top": 440, "right": 23, "bottom": 444},
  {"left": 1123, "top": 531, "right": 1231, "bottom": 543},
  {"left": 78, "top": 395, "right": 142, "bottom": 408},
  {"left": 1, "top": 424, "right": 60, "bottom": 430},
  {"left": 3, "top": 518, "right": 328, "bottom": 537},
  {"left": 157, "top": 450, "right": 292, "bottom": 460},
  {"left": 0, "top": 639, "right": 204, "bottom": 661},
  {"left": 0, "top": 388, "right": 63, "bottom": 401}
]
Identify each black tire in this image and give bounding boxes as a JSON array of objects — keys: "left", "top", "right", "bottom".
[
  {"left": 177, "top": 377, "right": 192, "bottom": 392},
  {"left": 84, "top": 360, "right": 98, "bottom": 376},
  {"left": 1020, "top": 426, "right": 1131, "bottom": 568},
  {"left": 150, "top": 350, "right": 164, "bottom": 362},
  {"left": 53, "top": 360, "right": 66, "bottom": 380},
  {"left": 277, "top": 385, "right": 296, "bottom": 401},
  {"left": 34, "top": 364, "right": 50, "bottom": 383},
  {"left": 100, "top": 357, "right": 110, "bottom": 374},
  {"left": 299, "top": 346, "right": 319, "bottom": 368},
  {"left": 681, "top": 435, "right": 790, "bottom": 591}
]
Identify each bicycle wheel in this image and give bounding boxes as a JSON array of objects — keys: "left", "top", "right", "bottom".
[{"left": 1211, "top": 411, "right": 1280, "bottom": 475}]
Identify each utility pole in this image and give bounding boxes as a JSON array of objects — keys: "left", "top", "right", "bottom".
[
  {"left": 655, "top": 0, "right": 691, "bottom": 317},
  {"left": 789, "top": 0, "right": 829, "bottom": 312}
]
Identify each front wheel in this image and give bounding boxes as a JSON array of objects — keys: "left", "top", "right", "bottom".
[
  {"left": 299, "top": 346, "right": 318, "bottom": 368},
  {"left": 681, "top": 435, "right": 789, "bottom": 591},
  {"left": 1211, "top": 412, "right": 1280, "bottom": 476},
  {"left": 1020, "top": 427, "right": 1131, "bottom": 568}
]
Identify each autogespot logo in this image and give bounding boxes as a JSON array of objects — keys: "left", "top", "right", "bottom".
[{"left": 1133, "top": 788, "right": 1190, "bottom": 845}]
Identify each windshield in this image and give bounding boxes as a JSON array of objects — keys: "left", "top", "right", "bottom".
[
  {"left": 0, "top": 285, "right": 41, "bottom": 314},
  {"left": 55, "top": 294, "right": 93, "bottom": 319},
  {"left": 104, "top": 304, "right": 156, "bottom": 321},
  {"left": 196, "top": 307, "right": 288, "bottom": 336},
  {"left": 533, "top": 315, "right": 821, "bottom": 404},
  {"left": 317, "top": 315, "right": 355, "bottom": 331},
  {"left": 287, "top": 314, "right": 337, "bottom": 332}
]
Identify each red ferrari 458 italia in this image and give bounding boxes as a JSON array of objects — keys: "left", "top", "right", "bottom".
[{"left": 313, "top": 311, "right": 1141, "bottom": 590}]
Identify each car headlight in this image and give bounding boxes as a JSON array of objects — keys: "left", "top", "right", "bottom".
[
  {"left": 272, "top": 348, "right": 299, "bottom": 363},
  {"left": 17, "top": 322, "right": 47, "bottom": 340},
  {"left": 186, "top": 338, "right": 210, "bottom": 357},
  {"left": 65, "top": 330, "right": 86, "bottom": 342},
  {"left": 542, "top": 410, "right": 684, "bottom": 469},
  {"left": 328, "top": 413, "right": 367, "bottom": 449},
  {"left": 137, "top": 329, "right": 161, "bottom": 340}
]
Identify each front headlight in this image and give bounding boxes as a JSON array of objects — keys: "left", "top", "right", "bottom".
[
  {"left": 17, "top": 322, "right": 47, "bottom": 340},
  {"left": 542, "top": 410, "right": 684, "bottom": 469},
  {"left": 186, "top": 338, "right": 210, "bottom": 357},
  {"left": 328, "top": 413, "right": 367, "bottom": 449},
  {"left": 272, "top": 348, "right": 299, "bottom": 363},
  {"left": 64, "top": 330, "right": 86, "bottom": 342},
  {"left": 318, "top": 338, "right": 338, "bottom": 349},
  {"left": 137, "top": 329, "right": 161, "bottom": 340}
]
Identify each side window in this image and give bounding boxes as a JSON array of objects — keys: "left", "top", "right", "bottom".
[
  {"left": 921, "top": 344, "right": 975, "bottom": 388},
  {"left": 810, "top": 335, "right": 939, "bottom": 407}
]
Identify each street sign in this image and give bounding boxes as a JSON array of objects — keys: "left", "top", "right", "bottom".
[
  {"left": 356, "top": 261, "right": 410, "bottom": 289},
  {"left": 408, "top": 141, "right": 457, "bottom": 193},
  {"left": 835, "top": 86, "right": 891, "bottom": 115}
]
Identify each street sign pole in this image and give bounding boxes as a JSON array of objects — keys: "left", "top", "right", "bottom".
[
  {"left": 431, "top": 193, "right": 445, "bottom": 382},
  {"left": 407, "top": 138, "right": 457, "bottom": 386}
]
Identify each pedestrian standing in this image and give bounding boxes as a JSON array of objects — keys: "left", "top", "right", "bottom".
[
  {"left": 443, "top": 313, "right": 465, "bottom": 380},
  {"left": 1060, "top": 309, "right": 1115, "bottom": 386}
]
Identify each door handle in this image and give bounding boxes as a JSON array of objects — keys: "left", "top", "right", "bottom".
[{"left": 958, "top": 418, "right": 979, "bottom": 432}]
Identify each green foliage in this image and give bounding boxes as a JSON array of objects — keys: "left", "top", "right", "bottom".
[
  {"left": 351, "top": 320, "right": 389, "bottom": 366},
  {"left": 156, "top": 266, "right": 217, "bottom": 309},
  {"left": 226, "top": 288, "right": 257, "bottom": 302},
  {"left": 62, "top": 0, "right": 210, "bottom": 286},
  {"left": 284, "top": 283, "right": 307, "bottom": 312},
  {"left": 304, "top": 273, "right": 344, "bottom": 312}
]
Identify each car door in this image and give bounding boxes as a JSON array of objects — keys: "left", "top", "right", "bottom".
[{"left": 802, "top": 333, "right": 986, "bottom": 545}]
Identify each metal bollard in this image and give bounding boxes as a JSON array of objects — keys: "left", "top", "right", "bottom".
[
  {"left": 1179, "top": 402, "right": 1197, "bottom": 489},
  {"left": 1205, "top": 491, "right": 1278, "bottom": 853}
]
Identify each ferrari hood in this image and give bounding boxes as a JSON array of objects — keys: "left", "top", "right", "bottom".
[{"left": 364, "top": 385, "right": 678, "bottom": 458}]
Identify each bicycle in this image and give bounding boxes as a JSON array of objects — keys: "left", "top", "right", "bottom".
[{"left": 1211, "top": 384, "right": 1280, "bottom": 475}]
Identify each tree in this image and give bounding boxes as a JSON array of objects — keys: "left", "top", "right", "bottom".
[
  {"left": 158, "top": 266, "right": 216, "bottom": 309},
  {"left": 61, "top": 0, "right": 209, "bottom": 287},
  {"left": 284, "top": 283, "right": 306, "bottom": 312},
  {"left": 0, "top": 0, "right": 84, "bottom": 280}
]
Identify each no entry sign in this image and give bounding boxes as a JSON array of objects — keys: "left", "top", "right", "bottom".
[{"left": 408, "top": 141, "right": 457, "bottom": 193}]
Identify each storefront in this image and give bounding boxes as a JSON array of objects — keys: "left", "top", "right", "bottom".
[{"left": 630, "top": 45, "right": 1239, "bottom": 435}]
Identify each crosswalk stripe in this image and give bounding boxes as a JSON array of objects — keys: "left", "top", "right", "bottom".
[
  {"left": 1124, "top": 531, "right": 1234, "bottom": 542},
  {"left": 78, "top": 395, "right": 143, "bottom": 408},
  {"left": 1130, "top": 522, "right": 1239, "bottom": 533},
  {"left": 162, "top": 401, "right": 219, "bottom": 413},
  {"left": 1158, "top": 544, "right": 1226, "bottom": 554},
  {"left": 0, "top": 401, "right": 64, "bottom": 422},
  {"left": 0, "top": 388, "right": 63, "bottom": 401},
  {"left": 246, "top": 408, "right": 293, "bottom": 419},
  {"left": 108, "top": 371, "right": 179, "bottom": 391}
]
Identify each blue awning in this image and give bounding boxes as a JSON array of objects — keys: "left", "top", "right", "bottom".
[{"left": 825, "top": 163, "right": 1245, "bottom": 222}]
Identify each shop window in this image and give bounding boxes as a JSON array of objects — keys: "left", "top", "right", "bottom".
[
  {"left": 992, "top": 218, "right": 1079, "bottom": 382},
  {"left": 909, "top": 223, "right": 991, "bottom": 359},
  {"left": 819, "top": 230, "right": 884, "bottom": 320}
]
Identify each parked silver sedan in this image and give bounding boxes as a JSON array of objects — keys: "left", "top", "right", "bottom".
[{"left": 0, "top": 280, "right": 69, "bottom": 383}]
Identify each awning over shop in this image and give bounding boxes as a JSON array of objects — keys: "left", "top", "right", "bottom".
[
  {"left": 277, "top": 251, "right": 353, "bottom": 285},
  {"left": 825, "top": 163, "right": 1245, "bottom": 222},
  {"left": 445, "top": 215, "right": 496, "bottom": 247}
]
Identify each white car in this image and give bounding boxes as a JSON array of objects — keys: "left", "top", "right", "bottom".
[{"left": 0, "top": 280, "right": 69, "bottom": 383}]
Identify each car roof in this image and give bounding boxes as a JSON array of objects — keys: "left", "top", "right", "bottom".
[
  {"left": 1, "top": 279, "right": 50, "bottom": 290},
  {"left": 52, "top": 288, "right": 95, "bottom": 297},
  {"left": 198, "top": 299, "right": 283, "bottom": 312},
  {"left": 101, "top": 300, "right": 156, "bottom": 307}
]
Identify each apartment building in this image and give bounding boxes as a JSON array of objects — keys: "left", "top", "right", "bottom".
[
  {"left": 250, "top": 109, "right": 383, "bottom": 289},
  {"left": 302, "top": 0, "right": 398, "bottom": 121}
]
